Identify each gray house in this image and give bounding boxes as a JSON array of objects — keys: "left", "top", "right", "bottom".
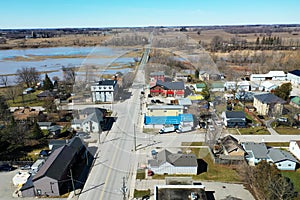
[
  {"left": 148, "top": 149, "right": 198, "bottom": 175},
  {"left": 20, "top": 137, "right": 94, "bottom": 197},
  {"left": 222, "top": 111, "right": 246, "bottom": 128}
]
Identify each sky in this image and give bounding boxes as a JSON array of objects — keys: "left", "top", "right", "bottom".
[{"left": 1, "top": 0, "right": 300, "bottom": 29}]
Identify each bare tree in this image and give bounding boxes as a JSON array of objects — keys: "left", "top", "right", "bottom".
[
  {"left": 16, "top": 67, "right": 40, "bottom": 88},
  {"left": 0, "top": 75, "right": 9, "bottom": 87},
  {"left": 6, "top": 86, "right": 21, "bottom": 103},
  {"left": 211, "top": 36, "right": 224, "bottom": 52},
  {"left": 62, "top": 66, "right": 76, "bottom": 85}
]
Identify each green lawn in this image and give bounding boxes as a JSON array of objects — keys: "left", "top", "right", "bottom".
[
  {"left": 134, "top": 189, "right": 150, "bottom": 198},
  {"left": 136, "top": 169, "right": 145, "bottom": 180},
  {"left": 238, "top": 127, "right": 270, "bottom": 135},
  {"left": 281, "top": 170, "right": 300, "bottom": 195},
  {"left": 181, "top": 142, "right": 204, "bottom": 146},
  {"left": 153, "top": 148, "right": 241, "bottom": 183},
  {"left": 274, "top": 127, "right": 300, "bottom": 135},
  {"left": 265, "top": 142, "right": 290, "bottom": 147},
  {"left": 7, "top": 90, "right": 44, "bottom": 107}
]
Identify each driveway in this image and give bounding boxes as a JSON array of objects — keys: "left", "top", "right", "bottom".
[{"left": 265, "top": 119, "right": 279, "bottom": 135}]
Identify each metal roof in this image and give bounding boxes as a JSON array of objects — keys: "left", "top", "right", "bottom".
[
  {"left": 225, "top": 111, "right": 246, "bottom": 119},
  {"left": 289, "top": 70, "right": 300, "bottom": 77},
  {"left": 154, "top": 80, "right": 185, "bottom": 90},
  {"left": 144, "top": 114, "right": 193, "bottom": 125},
  {"left": 254, "top": 93, "right": 286, "bottom": 104}
]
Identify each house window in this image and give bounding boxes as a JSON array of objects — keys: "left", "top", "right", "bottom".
[
  {"left": 104, "top": 87, "right": 107, "bottom": 89},
  {"left": 92, "top": 127, "right": 95, "bottom": 129},
  {"left": 109, "top": 87, "right": 112, "bottom": 89},
  {"left": 288, "top": 164, "right": 291, "bottom": 166},
  {"left": 37, "top": 189, "right": 42, "bottom": 196},
  {"left": 278, "top": 164, "right": 281, "bottom": 166}
]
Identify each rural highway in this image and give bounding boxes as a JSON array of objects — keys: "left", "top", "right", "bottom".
[{"left": 78, "top": 45, "right": 149, "bottom": 200}]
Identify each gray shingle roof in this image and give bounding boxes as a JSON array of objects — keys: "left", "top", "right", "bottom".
[
  {"left": 242, "top": 142, "right": 269, "bottom": 159},
  {"left": 254, "top": 93, "right": 286, "bottom": 104},
  {"left": 94, "top": 80, "right": 116, "bottom": 86},
  {"left": 268, "top": 148, "right": 298, "bottom": 163},
  {"left": 33, "top": 137, "right": 85, "bottom": 181},
  {"left": 148, "top": 149, "right": 198, "bottom": 167},
  {"left": 155, "top": 80, "right": 185, "bottom": 90},
  {"left": 37, "top": 122, "right": 53, "bottom": 127},
  {"left": 150, "top": 71, "right": 165, "bottom": 76},
  {"left": 225, "top": 111, "right": 246, "bottom": 119}
]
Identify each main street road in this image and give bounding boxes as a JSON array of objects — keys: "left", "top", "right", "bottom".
[{"left": 78, "top": 44, "right": 149, "bottom": 200}]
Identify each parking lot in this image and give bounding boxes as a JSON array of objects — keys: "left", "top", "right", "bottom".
[{"left": 0, "top": 170, "right": 67, "bottom": 200}]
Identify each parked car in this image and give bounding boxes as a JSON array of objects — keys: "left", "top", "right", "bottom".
[
  {"left": 159, "top": 125, "right": 175, "bottom": 134},
  {"left": 155, "top": 99, "right": 163, "bottom": 104},
  {"left": 148, "top": 94, "right": 153, "bottom": 98},
  {"left": 0, "top": 164, "right": 13, "bottom": 171},
  {"left": 20, "top": 165, "right": 31, "bottom": 170},
  {"left": 208, "top": 125, "right": 215, "bottom": 132},
  {"left": 151, "top": 99, "right": 156, "bottom": 104}
]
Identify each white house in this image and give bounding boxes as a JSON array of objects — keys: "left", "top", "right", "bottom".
[
  {"left": 268, "top": 148, "right": 298, "bottom": 171},
  {"left": 237, "top": 81, "right": 250, "bottom": 91},
  {"left": 91, "top": 80, "right": 117, "bottom": 103},
  {"left": 224, "top": 81, "right": 236, "bottom": 91},
  {"left": 289, "top": 140, "right": 300, "bottom": 161},
  {"left": 250, "top": 71, "right": 286, "bottom": 81},
  {"left": 71, "top": 108, "right": 105, "bottom": 133},
  {"left": 148, "top": 149, "right": 198, "bottom": 175},
  {"left": 261, "top": 81, "right": 278, "bottom": 92},
  {"left": 241, "top": 142, "right": 271, "bottom": 166},
  {"left": 287, "top": 70, "right": 300, "bottom": 85}
]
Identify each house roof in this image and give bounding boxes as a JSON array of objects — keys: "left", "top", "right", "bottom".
[
  {"left": 210, "top": 82, "right": 224, "bottom": 88},
  {"left": 242, "top": 142, "right": 269, "bottom": 159},
  {"left": 154, "top": 80, "right": 185, "bottom": 90},
  {"left": 37, "top": 122, "right": 53, "bottom": 127},
  {"left": 20, "top": 176, "right": 34, "bottom": 191},
  {"left": 148, "top": 149, "right": 198, "bottom": 167},
  {"left": 71, "top": 119, "right": 83, "bottom": 124},
  {"left": 94, "top": 80, "right": 116, "bottom": 86},
  {"left": 268, "top": 71, "right": 286, "bottom": 76},
  {"left": 83, "top": 112, "right": 103, "bottom": 124},
  {"left": 49, "top": 139, "right": 67, "bottom": 146},
  {"left": 178, "top": 98, "right": 192, "bottom": 106},
  {"left": 48, "top": 125, "right": 61, "bottom": 132},
  {"left": 144, "top": 114, "right": 193, "bottom": 125},
  {"left": 220, "top": 135, "right": 244, "bottom": 154},
  {"left": 289, "top": 70, "right": 300, "bottom": 77},
  {"left": 195, "top": 83, "right": 206, "bottom": 88},
  {"left": 150, "top": 71, "right": 165, "bottom": 76},
  {"left": 147, "top": 105, "right": 184, "bottom": 110},
  {"left": 33, "top": 137, "right": 85, "bottom": 181},
  {"left": 291, "top": 96, "right": 300, "bottom": 106},
  {"left": 37, "top": 90, "right": 55, "bottom": 98},
  {"left": 268, "top": 148, "right": 298, "bottom": 163},
  {"left": 80, "top": 107, "right": 106, "bottom": 116},
  {"left": 254, "top": 93, "right": 286, "bottom": 104},
  {"left": 225, "top": 111, "right": 246, "bottom": 119}
]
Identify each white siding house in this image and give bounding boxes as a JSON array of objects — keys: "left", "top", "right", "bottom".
[
  {"left": 91, "top": 80, "right": 117, "bottom": 103},
  {"left": 148, "top": 149, "right": 198, "bottom": 175},
  {"left": 268, "top": 148, "right": 298, "bottom": 171},
  {"left": 289, "top": 140, "right": 300, "bottom": 161},
  {"left": 287, "top": 70, "right": 300, "bottom": 85}
]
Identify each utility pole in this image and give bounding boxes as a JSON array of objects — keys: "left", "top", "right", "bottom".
[
  {"left": 120, "top": 177, "right": 127, "bottom": 200},
  {"left": 134, "top": 123, "right": 136, "bottom": 151},
  {"left": 70, "top": 168, "right": 76, "bottom": 195}
]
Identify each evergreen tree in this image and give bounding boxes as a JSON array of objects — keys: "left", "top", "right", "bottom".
[
  {"left": 273, "top": 82, "right": 292, "bottom": 100},
  {"left": 262, "top": 36, "right": 266, "bottom": 45},
  {"left": 31, "top": 122, "right": 43, "bottom": 140},
  {"left": 43, "top": 74, "right": 54, "bottom": 91},
  {"left": 256, "top": 37, "right": 260, "bottom": 45},
  {"left": 195, "top": 69, "right": 200, "bottom": 80}
]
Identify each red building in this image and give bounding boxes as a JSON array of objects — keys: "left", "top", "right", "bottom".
[{"left": 150, "top": 80, "right": 185, "bottom": 98}]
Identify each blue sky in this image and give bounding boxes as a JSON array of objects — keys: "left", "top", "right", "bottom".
[{"left": 1, "top": 0, "right": 300, "bottom": 29}]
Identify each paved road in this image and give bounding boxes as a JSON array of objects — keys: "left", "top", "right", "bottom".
[{"left": 78, "top": 42, "right": 149, "bottom": 200}]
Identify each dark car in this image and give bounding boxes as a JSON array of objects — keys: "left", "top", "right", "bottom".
[
  {"left": 148, "top": 94, "right": 153, "bottom": 98},
  {"left": 155, "top": 99, "right": 163, "bottom": 103},
  {"left": 142, "top": 195, "right": 150, "bottom": 200},
  {"left": 0, "top": 164, "right": 13, "bottom": 171},
  {"left": 151, "top": 99, "right": 156, "bottom": 104}
]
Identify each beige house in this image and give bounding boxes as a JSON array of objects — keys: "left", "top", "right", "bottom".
[
  {"left": 253, "top": 93, "right": 285, "bottom": 116},
  {"left": 146, "top": 105, "right": 183, "bottom": 116}
]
